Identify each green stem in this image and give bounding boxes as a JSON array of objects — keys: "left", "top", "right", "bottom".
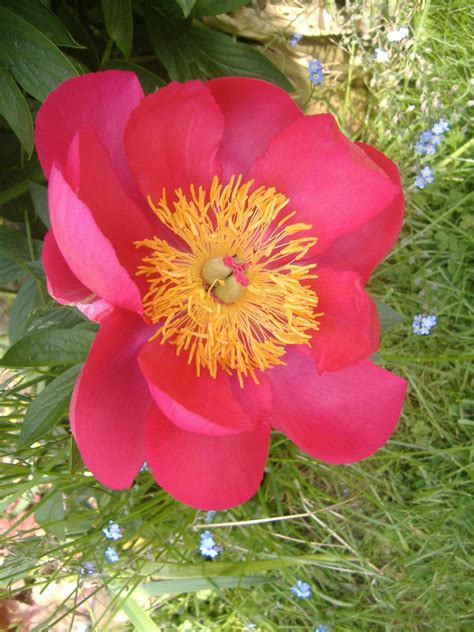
[{"left": 342, "top": 42, "right": 356, "bottom": 125}]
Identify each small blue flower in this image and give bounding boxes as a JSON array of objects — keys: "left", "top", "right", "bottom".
[
  {"left": 415, "top": 176, "right": 426, "bottom": 189},
  {"left": 289, "top": 33, "right": 303, "bottom": 48},
  {"left": 79, "top": 562, "right": 96, "bottom": 576},
  {"left": 420, "top": 166, "right": 434, "bottom": 183},
  {"left": 432, "top": 118, "right": 449, "bottom": 135},
  {"left": 290, "top": 579, "right": 312, "bottom": 599},
  {"left": 412, "top": 314, "right": 437, "bottom": 335},
  {"left": 102, "top": 521, "right": 122, "bottom": 541},
  {"left": 431, "top": 134, "right": 442, "bottom": 145},
  {"left": 415, "top": 141, "right": 426, "bottom": 155},
  {"left": 315, "top": 626, "right": 329, "bottom": 632},
  {"left": 425, "top": 143, "right": 436, "bottom": 155},
  {"left": 308, "top": 60, "right": 324, "bottom": 86},
  {"left": 104, "top": 546, "right": 119, "bottom": 563},
  {"left": 419, "top": 131, "right": 433, "bottom": 143},
  {"left": 199, "top": 530, "right": 221, "bottom": 560}
]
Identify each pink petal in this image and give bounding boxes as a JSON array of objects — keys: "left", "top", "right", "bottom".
[
  {"left": 75, "top": 126, "right": 156, "bottom": 287},
  {"left": 71, "top": 310, "right": 153, "bottom": 489},
  {"left": 207, "top": 77, "right": 302, "bottom": 181},
  {"left": 42, "top": 231, "right": 114, "bottom": 323},
  {"left": 248, "top": 114, "right": 399, "bottom": 254},
  {"left": 269, "top": 349, "right": 406, "bottom": 464},
  {"left": 124, "top": 81, "right": 224, "bottom": 202},
  {"left": 309, "top": 268, "right": 380, "bottom": 372},
  {"left": 48, "top": 164, "right": 143, "bottom": 314},
  {"left": 138, "top": 339, "right": 259, "bottom": 436},
  {"left": 35, "top": 71, "right": 143, "bottom": 195},
  {"left": 317, "top": 143, "right": 405, "bottom": 282},
  {"left": 145, "top": 404, "right": 271, "bottom": 510}
]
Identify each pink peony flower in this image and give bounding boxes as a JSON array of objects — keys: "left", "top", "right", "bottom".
[{"left": 35, "top": 72, "right": 407, "bottom": 510}]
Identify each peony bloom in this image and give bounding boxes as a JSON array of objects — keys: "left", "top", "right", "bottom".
[{"left": 35, "top": 72, "right": 406, "bottom": 510}]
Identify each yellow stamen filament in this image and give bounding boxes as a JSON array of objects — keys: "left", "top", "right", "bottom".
[{"left": 135, "top": 176, "right": 322, "bottom": 385}]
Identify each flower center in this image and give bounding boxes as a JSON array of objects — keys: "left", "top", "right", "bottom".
[{"left": 135, "top": 176, "right": 322, "bottom": 385}]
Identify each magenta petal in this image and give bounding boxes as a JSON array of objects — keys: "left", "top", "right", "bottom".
[
  {"left": 71, "top": 310, "right": 152, "bottom": 489},
  {"left": 317, "top": 143, "right": 405, "bottom": 282},
  {"left": 145, "top": 404, "right": 271, "bottom": 510},
  {"left": 207, "top": 77, "right": 302, "bottom": 181},
  {"left": 35, "top": 71, "right": 143, "bottom": 194},
  {"left": 310, "top": 268, "right": 380, "bottom": 373},
  {"left": 125, "top": 81, "right": 224, "bottom": 202},
  {"left": 138, "top": 339, "right": 256, "bottom": 436},
  {"left": 269, "top": 349, "right": 407, "bottom": 464},
  {"left": 48, "top": 164, "right": 142, "bottom": 314},
  {"left": 248, "top": 114, "right": 399, "bottom": 254},
  {"left": 42, "top": 231, "right": 114, "bottom": 323}
]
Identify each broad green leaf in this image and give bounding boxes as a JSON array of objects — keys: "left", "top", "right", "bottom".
[
  {"left": 176, "top": 0, "right": 197, "bottom": 18},
  {"left": 145, "top": 7, "right": 292, "bottom": 91},
  {"left": 0, "top": 0, "right": 80, "bottom": 48},
  {"left": 28, "top": 181, "right": 50, "bottom": 228},
  {"left": 22, "top": 303, "right": 87, "bottom": 336},
  {"left": 0, "top": 5, "right": 78, "bottom": 102},
  {"left": 0, "top": 225, "right": 36, "bottom": 283},
  {"left": 141, "top": 553, "right": 355, "bottom": 579},
  {"left": 101, "top": 0, "right": 133, "bottom": 58},
  {"left": 0, "top": 255, "right": 24, "bottom": 285},
  {"left": 34, "top": 491, "right": 65, "bottom": 539},
  {"left": 109, "top": 585, "right": 160, "bottom": 632},
  {"left": 192, "top": 0, "right": 250, "bottom": 17},
  {"left": 142, "top": 575, "right": 271, "bottom": 595},
  {"left": 19, "top": 363, "right": 82, "bottom": 446},
  {"left": 374, "top": 298, "right": 404, "bottom": 332},
  {"left": 8, "top": 276, "right": 41, "bottom": 344},
  {"left": 0, "top": 68, "right": 34, "bottom": 155},
  {"left": 69, "top": 436, "right": 84, "bottom": 474},
  {"left": 101, "top": 60, "right": 166, "bottom": 93},
  {"left": 1, "top": 328, "right": 95, "bottom": 367}
]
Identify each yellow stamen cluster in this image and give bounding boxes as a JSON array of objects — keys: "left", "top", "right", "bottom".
[{"left": 136, "top": 176, "right": 322, "bottom": 385}]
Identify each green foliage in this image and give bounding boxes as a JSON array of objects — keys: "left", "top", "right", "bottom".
[
  {"left": 101, "top": 0, "right": 133, "bottom": 58},
  {"left": 1, "top": 328, "right": 94, "bottom": 367}
]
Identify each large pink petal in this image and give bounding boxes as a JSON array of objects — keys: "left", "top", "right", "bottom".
[
  {"left": 48, "top": 164, "right": 143, "bottom": 314},
  {"left": 317, "top": 143, "right": 405, "bottom": 282},
  {"left": 124, "top": 81, "right": 224, "bottom": 202},
  {"left": 35, "top": 71, "right": 143, "bottom": 194},
  {"left": 248, "top": 114, "right": 400, "bottom": 254},
  {"left": 207, "top": 77, "right": 302, "bottom": 181},
  {"left": 42, "top": 231, "right": 114, "bottom": 323},
  {"left": 269, "top": 349, "right": 406, "bottom": 464},
  {"left": 138, "top": 339, "right": 259, "bottom": 436},
  {"left": 309, "top": 268, "right": 380, "bottom": 373},
  {"left": 71, "top": 310, "right": 153, "bottom": 489},
  {"left": 145, "top": 404, "right": 271, "bottom": 510},
  {"left": 75, "top": 126, "right": 156, "bottom": 286}
]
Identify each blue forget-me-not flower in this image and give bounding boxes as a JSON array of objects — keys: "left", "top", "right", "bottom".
[
  {"left": 412, "top": 314, "right": 437, "bottom": 335},
  {"left": 102, "top": 520, "right": 122, "bottom": 541},
  {"left": 290, "top": 579, "right": 312, "bottom": 599},
  {"left": 79, "top": 562, "right": 96, "bottom": 576},
  {"left": 308, "top": 60, "right": 324, "bottom": 86},
  {"left": 290, "top": 33, "right": 303, "bottom": 48},
  {"left": 104, "top": 546, "right": 120, "bottom": 563},
  {"left": 199, "top": 530, "right": 221, "bottom": 560}
]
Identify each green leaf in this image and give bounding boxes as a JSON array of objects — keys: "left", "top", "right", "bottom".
[
  {"left": 0, "top": 0, "right": 80, "bottom": 48},
  {"left": 34, "top": 491, "right": 65, "bottom": 539},
  {"left": 1, "top": 328, "right": 95, "bottom": 367},
  {"left": 0, "top": 225, "right": 35, "bottom": 283},
  {"left": 19, "top": 363, "right": 82, "bottom": 446},
  {"left": 109, "top": 585, "right": 161, "bottom": 632},
  {"left": 101, "top": 60, "right": 166, "bottom": 93},
  {"left": 8, "top": 276, "right": 41, "bottom": 344},
  {"left": 0, "top": 68, "right": 34, "bottom": 155},
  {"left": 69, "top": 436, "right": 84, "bottom": 474},
  {"left": 192, "top": 0, "right": 250, "bottom": 17},
  {"left": 374, "top": 298, "right": 405, "bottom": 333},
  {"left": 0, "top": 5, "right": 78, "bottom": 102},
  {"left": 28, "top": 181, "right": 50, "bottom": 228},
  {"left": 101, "top": 0, "right": 133, "bottom": 58},
  {"left": 143, "top": 575, "right": 270, "bottom": 595},
  {"left": 176, "top": 0, "right": 197, "bottom": 18},
  {"left": 145, "top": 7, "right": 292, "bottom": 91},
  {"left": 21, "top": 303, "right": 87, "bottom": 337}
]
